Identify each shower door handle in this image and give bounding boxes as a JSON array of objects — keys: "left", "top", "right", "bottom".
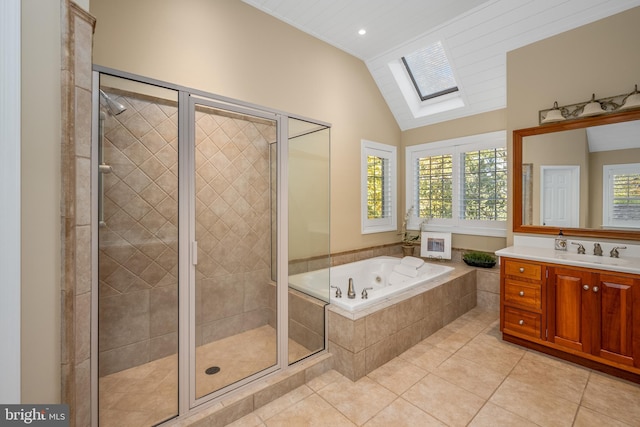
[{"left": 191, "top": 241, "right": 198, "bottom": 265}]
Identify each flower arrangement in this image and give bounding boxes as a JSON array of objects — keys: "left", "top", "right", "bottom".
[{"left": 400, "top": 206, "right": 420, "bottom": 245}]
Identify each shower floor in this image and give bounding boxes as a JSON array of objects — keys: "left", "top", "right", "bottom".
[{"left": 98, "top": 325, "right": 312, "bottom": 427}]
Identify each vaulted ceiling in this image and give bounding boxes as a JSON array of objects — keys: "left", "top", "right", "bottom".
[{"left": 242, "top": 0, "right": 640, "bottom": 130}]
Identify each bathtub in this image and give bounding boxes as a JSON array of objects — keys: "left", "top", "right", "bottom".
[{"left": 288, "top": 256, "right": 454, "bottom": 312}]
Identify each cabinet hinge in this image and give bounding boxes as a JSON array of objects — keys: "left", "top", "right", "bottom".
[
  {"left": 545, "top": 329, "right": 548, "bottom": 339},
  {"left": 545, "top": 269, "right": 548, "bottom": 279}
]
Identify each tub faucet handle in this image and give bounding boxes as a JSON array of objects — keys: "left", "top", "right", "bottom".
[
  {"left": 347, "top": 278, "right": 356, "bottom": 299},
  {"left": 330, "top": 285, "right": 342, "bottom": 298},
  {"left": 361, "top": 287, "right": 373, "bottom": 299}
]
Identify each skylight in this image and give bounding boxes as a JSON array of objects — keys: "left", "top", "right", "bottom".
[{"left": 402, "top": 41, "right": 458, "bottom": 101}]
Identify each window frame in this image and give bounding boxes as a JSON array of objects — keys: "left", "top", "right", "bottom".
[
  {"left": 405, "top": 131, "right": 507, "bottom": 237},
  {"left": 361, "top": 140, "right": 397, "bottom": 234},
  {"left": 401, "top": 40, "right": 459, "bottom": 102},
  {"left": 602, "top": 163, "right": 640, "bottom": 229}
]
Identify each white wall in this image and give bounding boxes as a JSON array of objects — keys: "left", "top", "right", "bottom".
[
  {"left": 0, "top": 0, "right": 21, "bottom": 404},
  {"left": 90, "top": 0, "right": 402, "bottom": 254},
  {"left": 20, "top": 0, "right": 62, "bottom": 403}
]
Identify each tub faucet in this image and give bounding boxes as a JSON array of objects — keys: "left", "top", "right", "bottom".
[
  {"left": 610, "top": 246, "right": 627, "bottom": 258},
  {"left": 593, "top": 243, "right": 603, "bottom": 256},
  {"left": 347, "top": 278, "right": 356, "bottom": 299},
  {"left": 361, "top": 287, "right": 373, "bottom": 299},
  {"left": 330, "top": 285, "right": 342, "bottom": 298}
]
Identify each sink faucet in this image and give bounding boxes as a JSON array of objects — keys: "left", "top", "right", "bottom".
[
  {"left": 610, "top": 246, "right": 627, "bottom": 258},
  {"left": 593, "top": 243, "right": 603, "bottom": 256},
  {"left": 571, "top": 242, "right": 585, "bottom": 254}
]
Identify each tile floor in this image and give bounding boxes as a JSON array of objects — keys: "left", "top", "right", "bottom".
[
  {"left": 99, "top": 325, "right": 311, "bottom": 427},
  {"left": 227, "top": 308, "right": 640, "bottom": 427}
]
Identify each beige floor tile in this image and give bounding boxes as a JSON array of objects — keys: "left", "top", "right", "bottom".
[
  {"left": 226, "top": 412, "right": 266, "bottom": 427},
  {"left": 444, "top": 317, "right": 487, "bottom": 338},
  {"left": 459, "top": 308, "right": 499, "bottom": 324},
  {"left": 264, "top": 394, "right": 355, "bottom": 427},
  {"left": 454, "top": 336, "right": 523, "bottom": 376},
  {"left": 99, "top": 325, "right": 304, "bottom": 427},
  {"left": 489, "top": 377, "right": 578, "bottom": 427},
  {"left": 402, "top": 374, "right": 486, "bottom": 427},
  {"left": 316, "top": 376, "right": 397, "bottom": 425},
  {"left": 423, "top": 326, "right": 474, "bottom": 353},
  {"left": 363, "top": 398, "right": 446, "bottom": 427},
  {"left": 254, "top": 385, "right": 314, "bottom": 421},
  {"left": 471, "top": 328, "right": 526, "bottom": 355},
  {"left": 468, "top": 402, "right": 538, "bottom": 427},
  {"left": 366, "top": 357, "right": 428, "bottom": 395},
  {"left": 573, "top": 406, "right": 633, "bottom": 427},
  {"left": 433, "top": 354, "right": 507, "bottom": 399},
  {"left": 481, "top": 320, "right": 502, "bottom": 337},
  {"left": 508, "top": 351, "right": 589, "bottom": 403},
  {"left": 398, "top": 342, "right": 452, "bottom": 372},
  {"left": 99, "top": 408, "right": 159, "bottom": 427},
  {"left": 581, "top": 372, "right": 640, "bottom": 426},
  {"left": 306, "top": 369, "right": 344, "bottom": 392}
]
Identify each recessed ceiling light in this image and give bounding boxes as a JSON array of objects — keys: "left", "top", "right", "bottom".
[{"left": 358, "top": 29, "right": 366, "bottom": 36}]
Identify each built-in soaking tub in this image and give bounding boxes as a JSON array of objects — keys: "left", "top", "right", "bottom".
[{"left": 289, "top": 256, "right": 454, "bottom": 312}]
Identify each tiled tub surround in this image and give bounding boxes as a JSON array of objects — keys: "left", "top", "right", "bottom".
[{"left": 328, "top": 263, "right": 478, "bottom": 381}]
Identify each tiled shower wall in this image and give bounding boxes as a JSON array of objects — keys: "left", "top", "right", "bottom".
[
  {"left": 193, "top": 108, "right": 276, "bottom": 347},
  {"left": 98, "top": 96, "right": 277, "bottom": 375},
  {"left": 98, "top": 92, "right": 180, "bottom": 376}
]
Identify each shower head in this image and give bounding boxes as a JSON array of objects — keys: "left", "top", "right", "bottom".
[{"left": 99, "top": 90, "right": 127, "bottom": 115}]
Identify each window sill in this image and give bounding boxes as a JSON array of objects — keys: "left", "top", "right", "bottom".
[{"left": 420, "top": 224, "right": 506, "bottom": 238}]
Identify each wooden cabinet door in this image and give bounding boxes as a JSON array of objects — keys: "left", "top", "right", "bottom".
[
  {"left": 548, "top": 267, "right": 595, "bottom": 352},
  {"left": 595, "top": 274, "right": 640, "bottom": 368}
]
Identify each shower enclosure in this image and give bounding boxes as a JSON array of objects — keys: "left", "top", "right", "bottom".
[{"left": 93, "top": 69, "right": 330, "bottom": 426}]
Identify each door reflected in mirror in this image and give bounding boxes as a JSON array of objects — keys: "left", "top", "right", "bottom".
[{"left": 513, "top": 109, "right": 640, "bottom": 240}]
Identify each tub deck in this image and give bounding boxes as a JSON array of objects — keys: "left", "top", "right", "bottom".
[{"left": 327, "top": 262, "right": 477, "bottom": 381}]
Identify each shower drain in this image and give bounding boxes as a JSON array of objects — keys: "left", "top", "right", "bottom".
[{"left": 205, "top": 366, "right": 221, "bottom": 375}]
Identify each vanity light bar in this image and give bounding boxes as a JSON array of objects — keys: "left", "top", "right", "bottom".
[{"left": 539, "top": 85, "right": 640, "bottom": 124}]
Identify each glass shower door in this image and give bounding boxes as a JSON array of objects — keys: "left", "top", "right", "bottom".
[
  {"left": 97, "top": 75, "right": 179, "bottom": 426},
  {"left": 190, "top": 98, "right": 279, "bottom": 400}
]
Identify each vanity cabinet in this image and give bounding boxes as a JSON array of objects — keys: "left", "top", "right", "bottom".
[
  {"left": 501, "top": 259, "right": 544, "bottom": 339},
  {"left": 500, "top": 257, "right": 640, "bottom": 381}
]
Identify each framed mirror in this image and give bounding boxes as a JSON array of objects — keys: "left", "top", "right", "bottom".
[{"left": 513, "top": 109, "right": 640, "bottom": 240}]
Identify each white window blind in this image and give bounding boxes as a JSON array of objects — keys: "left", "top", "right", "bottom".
[
  {"left": 603, "top": 163, "right": 640, "bottom": 228},
  {"left": 362, "top": 140, "right": 397, "bottom": 234},
  {"left": 406, "top": 131, "right": 506, "bottom": 237}
]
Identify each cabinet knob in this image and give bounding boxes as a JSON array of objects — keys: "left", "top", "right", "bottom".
[
  {"left": 518, "top": 319, "right": 525, "bottom": 325},
  {"left": 519, "top": 267, "right": 525, "bottom": 273},
  {"left": 593, "top": 286, "right": 599, "bottom": 293},
  {"left": 583, "top": 285, "right": 590, "bottom": 291},
  {"left": 519, "top": 291, "right": 525, "bottom": 296}
]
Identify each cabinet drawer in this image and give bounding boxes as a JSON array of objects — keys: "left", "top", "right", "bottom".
[
  {"left": 504, "top": 307, "right": 541, "bottom": 338},
  {"left": 504, "top": 259, "right": 542, "bottom": 281},
  {"left": 504, "top": 279, "right": 542, "bottom": 310}
]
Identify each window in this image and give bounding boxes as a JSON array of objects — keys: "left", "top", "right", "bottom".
[
  {"left": 406, "top": 131, "right": 506, "bottom": 237},
  {"left": 603, "top": 163, "right": 640, "bottom": 229},
  {"left": 362, "top": 140, "right": 397, "bottom": 234},
  {"left": 402, "top": 40, "right": 458, "bottom": 101},
  {"left": 389, "top": 38, "right": 464, "bottom": 119}
]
